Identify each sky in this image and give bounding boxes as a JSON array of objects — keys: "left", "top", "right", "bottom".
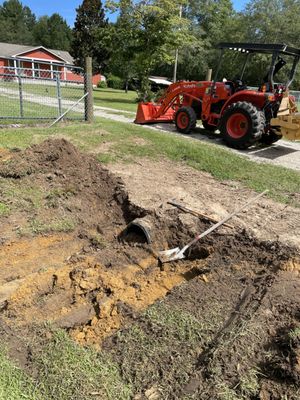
[{"left": 0, "top": 0, "right": 249, "bottom": 26}]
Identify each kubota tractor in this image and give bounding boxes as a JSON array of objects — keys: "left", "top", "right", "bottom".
[{"left": 135, "top": 42, "right": 300, "bottom": 149}]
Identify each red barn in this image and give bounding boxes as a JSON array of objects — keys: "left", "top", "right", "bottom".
[{"left": 0, "top": 42, "right": 102, "bottom": 85}]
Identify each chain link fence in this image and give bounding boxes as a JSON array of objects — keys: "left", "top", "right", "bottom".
[{"left": 0, "top": 57, "right": 87, "bottom": 123}]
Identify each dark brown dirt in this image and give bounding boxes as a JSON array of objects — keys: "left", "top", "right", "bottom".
[
  {"left": 0, "top": 139, "right": 299, "bottom": 400},
  {"left": 103, "top": 229, "right": 300, "bottom": 400}
]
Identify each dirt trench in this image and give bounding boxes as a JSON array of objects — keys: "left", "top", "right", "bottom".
[{"left": 0, "top": 139, "right": 299, "bottom": 400}]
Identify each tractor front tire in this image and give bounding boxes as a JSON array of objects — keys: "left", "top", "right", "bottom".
[
  {"left": 220, "top": 102, "right": 265, "bottom": 149},
  {"left": 175, "top": 106, "right": 197, "bottom": 134}
]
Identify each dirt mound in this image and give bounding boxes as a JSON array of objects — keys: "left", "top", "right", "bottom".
[{"left": 0, "top": 138, "right": 129, "bottom": 222}]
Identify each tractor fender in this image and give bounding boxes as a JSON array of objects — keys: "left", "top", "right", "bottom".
[{"left": 221, "top": 90, "right": 267, "bottom": 115}]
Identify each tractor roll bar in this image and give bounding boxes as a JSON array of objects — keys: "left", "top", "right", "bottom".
[{"left": 217, "top": 42, "right": 300, "bottom": 57}]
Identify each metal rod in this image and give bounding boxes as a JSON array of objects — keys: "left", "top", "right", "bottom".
[
  {"left": 181, "top": 190, "right": 269, "bottom": 254},
  {"left": 287, "top": 56, "right": 300, "bottom": 88},
  {"left": 17, "top": 60, "right": 24, "bottom": 118},
  {"left": 240, "top": 52, "right": 250, "bottom": 80},
  {"left": 56, "top": 72, "right": 62, "bottom": 117},
  {"left": 49, "top": 92, "right": 88, "bottom": 128},
  {"left": 268, "top": 52, "right": 279, "bottom": 88},
  {"left": 213, "top": 49, "right": 224, "bottom": 83}
]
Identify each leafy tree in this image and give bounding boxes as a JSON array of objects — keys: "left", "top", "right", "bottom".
[
  {"left": 0, "top": 0, "right": 36, "bottom": 45},
  {"left": 107, "top": 0, "right": 195, "bottom": 97},
  {"left": 176, "top": 0, "right": 238, "bottom": 81},
  {"left": 108, "top": 0, "right": 139, "bottom": 92},
  {"left": 71, "top": 0, "right": 110, "bottom": 72},
  {"left": 34, "top": 14, "right": 72, "bottom": 51},
  {"left": 238, "top": 0, "right": 300, "bottom": 88}
]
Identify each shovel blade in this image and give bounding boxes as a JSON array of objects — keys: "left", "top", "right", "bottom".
[{"left": 158, "top": 247, "right": 185, "bottom": 263}]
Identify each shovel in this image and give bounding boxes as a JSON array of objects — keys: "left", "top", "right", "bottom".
[{"left": 158, "top": 190, "right": 268, "bottom": 263}]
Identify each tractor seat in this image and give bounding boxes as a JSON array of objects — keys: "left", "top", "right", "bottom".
[
  {"left": 233, "top": 79, "right": 247, "bottom": 92},
  {"left": 225, "top": 79, "right": 247, "bottom": 94}
]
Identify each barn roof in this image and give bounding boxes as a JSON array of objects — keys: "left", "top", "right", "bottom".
[{"left": 0, "top": 42, "right": 74, "bottom": 64}]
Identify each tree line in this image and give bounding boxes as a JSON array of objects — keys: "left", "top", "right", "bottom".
[
  {"left": 0, "top": 0, "right": 72, "bottom": 50},
  {"left": 1, "top": 0, "right": 300, "bottom": 90},
  {"left": 71, "top": 0, "right": 300, "bottom": 91}
]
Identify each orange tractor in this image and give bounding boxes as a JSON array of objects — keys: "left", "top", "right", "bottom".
[{"left": 135, "top": 43, "right": 300, "bottom": 149}]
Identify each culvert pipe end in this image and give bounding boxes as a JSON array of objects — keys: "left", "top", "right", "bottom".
[{"left": 120, "top": 217, "right": 153, "bottom": 244}]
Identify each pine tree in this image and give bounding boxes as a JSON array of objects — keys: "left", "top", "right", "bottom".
[
  {"left": 0, "top": 0, "right": 36, "bottom": 45},
  {"left": 33, "top": 14, "right": 72, "bottom": 51},
  {"left": 71, "top": 0, "right": 110, "bottom": 72}
]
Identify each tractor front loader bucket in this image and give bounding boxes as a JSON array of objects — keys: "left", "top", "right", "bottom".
[{"left": 135, "top": 102, "right": 175, "bottom": 124}]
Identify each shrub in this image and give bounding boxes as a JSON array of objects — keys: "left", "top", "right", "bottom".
[
  {"left": 97, "top": 80, "right": 107, "bottom": 89},
  {"left": 106, "top": 74, "right": 123, "bottom": 90}
]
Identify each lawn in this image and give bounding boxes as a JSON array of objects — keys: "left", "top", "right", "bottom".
[
  {"left": 93, "top": 88, "right": 137, "bottom": 112},
  {"left": 0, "top": 89, "right": 84, "bottom": 122}
]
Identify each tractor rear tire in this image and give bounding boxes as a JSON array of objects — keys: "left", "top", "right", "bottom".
[
  {"left": 220, "top": 102, "right": 265, "bottom": 149},
  {"left": 202, "top": 120, "right": 218, "bottom": 132},
  {"left": 175, "top": 106, "right": 197, "bottom": 134}
]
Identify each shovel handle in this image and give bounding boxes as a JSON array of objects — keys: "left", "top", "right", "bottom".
[{"left": 181, "top": 190, "right": 268, "bottom": 254}]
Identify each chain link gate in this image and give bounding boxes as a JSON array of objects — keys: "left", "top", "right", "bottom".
[{"left": 0, "top": 57, "right": 88, "bottom": 123}]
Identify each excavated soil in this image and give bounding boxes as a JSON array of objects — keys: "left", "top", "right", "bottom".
[{"left": 0, "top": 139, "right": 299, "bottom": 399}]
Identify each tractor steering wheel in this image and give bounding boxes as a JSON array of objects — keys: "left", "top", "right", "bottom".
[{"left": 233, "top": 78, "right": 246, "bottom": 92}]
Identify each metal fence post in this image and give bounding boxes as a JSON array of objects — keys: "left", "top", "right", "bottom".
[
  {"left": 17, "top": 61, "right": 24, "bottom": 118},
  {"left": 84, "top": 57, "right": 94, "bottom": 123},
  {"left": 56, "top": 72, "right": 62, "bottom": 117}
]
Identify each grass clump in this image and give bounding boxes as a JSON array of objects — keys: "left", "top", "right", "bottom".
[
  {"left": 29, "top": 218, "right": 76, "bottom": 234},
  {"left": 0, "top": 202, "right": 10, "bottom": 216},
  {"left": 34, "top": 329, "right": 132, "bottom": 400},
  {"left": 1, "top": 182, "right": 44, "bottom": 212},
  {"left": 288, "top": 326, "right": 300, "bottom": 340},
  {"left": 216, "top": 383, "right": 241, "bottom": 400},
  {"left": 144, "top": 303, "right": 205, "bottom": 343},
  {"left": 239, "top": 368, "right": 260, "bottom": 397}
]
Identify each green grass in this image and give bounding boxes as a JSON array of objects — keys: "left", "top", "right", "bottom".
[
  {"left": 0, "top": 118, "right": 299, "bottom": 206},
  {"left": 0, "top": 330, "right": 132, "bottom": 400},
  {"left": 0, "top": 201, "right": 9, "bottom": 216},
  {"left": 93, "top": 88, "right": 137, "bottom": 112},
  {"left": 28, "top": 217, "right": 76, "bottom": 235},
  {"left": 0, "top": 181, "right": 44, "bottom": 214},
  {"left": 0, "top": 345, "right": 40, "bottom": 400},
  {"left": 33, "top": 329, "right": 132, "bottom": 400},
  {"left": 109, "top": 303, "right": 210, "bottom": 396},
  {"left": 0, "top": 81, "right": 84, "bottom": 122},
  {"left": 2, "top": 81, "right": 84, "bottom": 103},
  {"left": 288, "top": 326, "right": 300, "bottom": 340}
]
